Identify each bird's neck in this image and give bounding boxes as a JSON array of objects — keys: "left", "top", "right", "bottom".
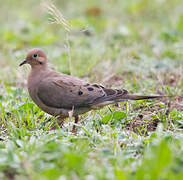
[
  {"left": 31, "top": 63, "right": 48, "bottom": 70},
  {"left": 28, "top": 64, "right": 50, "bottom": 88}
]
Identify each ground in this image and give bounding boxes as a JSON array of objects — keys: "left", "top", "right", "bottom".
[{"left": 0, "top": 0, "right": 183, "bottom": 179}]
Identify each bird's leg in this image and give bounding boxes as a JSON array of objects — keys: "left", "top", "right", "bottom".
[
  {"left": 68, "top": 106, "right": 74, "bottom": 122},
  {"left": 57, "top": 117, "right": 64, "bottom": 128},
  {"left": 72, "top": 115, "right": 79, "bottom": 133},
  {"left": 48, "top": 117, "right": 64, "bottom": 131},
  {"left": 68, "top": 106, "right": 79, "bottom": 133},
  {"left": 68, "top": 106, "right": 78, "bottom": 132}
]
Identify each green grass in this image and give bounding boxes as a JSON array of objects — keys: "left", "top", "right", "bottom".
[{"left": 0, "top": 0, "right": 183, "bottom": 179}]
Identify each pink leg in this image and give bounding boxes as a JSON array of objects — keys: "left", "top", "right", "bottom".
[
  {"left": 72, "top": 116, "right": 79, "bottom": 133},
  {"left": 48, "top": 118, "right": 64, "bottom": 131}
]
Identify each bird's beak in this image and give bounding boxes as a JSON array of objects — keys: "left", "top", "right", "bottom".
[{"left": 19, "top": 59, "right": 27, "bottom": 66}]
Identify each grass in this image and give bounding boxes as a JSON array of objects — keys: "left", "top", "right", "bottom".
[{"left": 0, "top": 0, "right": 183, "bottom": 179}]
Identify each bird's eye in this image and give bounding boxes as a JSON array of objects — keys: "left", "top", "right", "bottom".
[{"left": 32, "top": 53, "right": 38, "bottom": 58}]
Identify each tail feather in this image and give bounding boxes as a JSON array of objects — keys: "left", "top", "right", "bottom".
[
  {"left": 91, "top": 94, "right": 167, "bottom": 109},
  {"left": 119, "top": 94, "right": 166, "bottom": 100}
]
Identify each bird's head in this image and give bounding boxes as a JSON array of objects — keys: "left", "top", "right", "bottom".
[{"left": 19, "top": 48, "right": 47, "bottom": 67}]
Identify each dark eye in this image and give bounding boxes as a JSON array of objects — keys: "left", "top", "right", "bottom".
[{"left": 32, "top": 53, "right": 38, "bottom": 58}]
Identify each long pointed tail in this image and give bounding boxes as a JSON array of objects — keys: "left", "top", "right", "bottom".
[
  {"left": 91, "top": 94, "right": 167, "bottom": 109},
  {"left": 120, "top": 94, "right": 166, "bottom": 100}
]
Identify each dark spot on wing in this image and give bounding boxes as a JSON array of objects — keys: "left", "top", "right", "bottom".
[
  {"left": 104, "top": 88, "right": 116, "bottom": 96},
  {"left": 123, "top": 89, "right": 128, "bottom": 94},
  {"left": 93, "top": 84, "right": 100, "bottom": 88},
  {"left": 78, "top": 90, "right": 83, "bottom": 95},
  {"left": 87, "top": 87, "right": 94, "bottom": 91},
  {"left": 84, "top": 83, "right": 90, "bottom": 87},
  {"left": 116, "top": 89, "right": 123, "bottom": 95}
]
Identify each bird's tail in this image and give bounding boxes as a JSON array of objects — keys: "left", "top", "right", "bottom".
[
  {"left": 118, "top": 94, "right": 165, "bottom": 101},
  {"left": 91, "top": 94, "right": 166, "bottom": 109}
]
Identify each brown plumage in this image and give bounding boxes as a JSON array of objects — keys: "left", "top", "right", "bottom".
[{"left": 19, "top": 48, "right": 165, "bottom": 131}]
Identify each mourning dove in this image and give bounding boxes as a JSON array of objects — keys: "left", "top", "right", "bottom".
[{"left": 19, "top": 48, "right": 165, "bottom": 131}]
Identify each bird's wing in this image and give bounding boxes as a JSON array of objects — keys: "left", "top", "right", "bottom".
[{"left": 37, "top": 76, "right": 128, "bottom": 109}]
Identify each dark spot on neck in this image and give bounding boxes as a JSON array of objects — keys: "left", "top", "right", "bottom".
[
  {"left": 78, "top": 90, "right": 83, "bottom": 95},
  {"left": 87, "top": 87, "right": 94, "bottom": 91}
]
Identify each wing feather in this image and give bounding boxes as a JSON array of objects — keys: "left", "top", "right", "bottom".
[{"left": 37, "top": 75, "right": 129, "bottom": 109}]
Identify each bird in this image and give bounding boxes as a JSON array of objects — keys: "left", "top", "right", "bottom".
[{"left": 19, "top": 48, "right": 165, "bottom": 132}]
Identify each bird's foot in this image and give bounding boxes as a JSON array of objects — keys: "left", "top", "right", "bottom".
[{"left": 48, "top": 120, "right": 64, "bottom": 131}]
